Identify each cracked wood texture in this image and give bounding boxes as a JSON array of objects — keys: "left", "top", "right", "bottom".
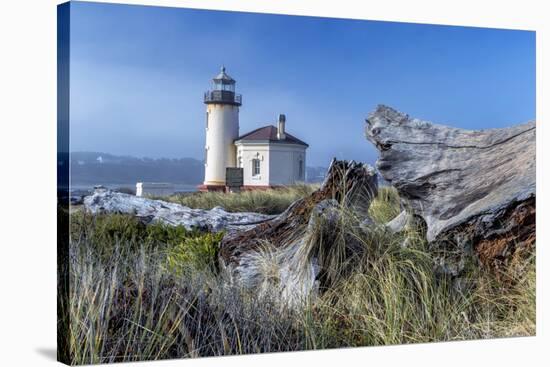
[{"left": 366, "top": 105, "right": 535, "bottom": 274}]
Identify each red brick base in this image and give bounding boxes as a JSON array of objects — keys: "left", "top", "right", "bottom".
[{"left": 197, "top": 184, "right": 226, "bottom": 192}]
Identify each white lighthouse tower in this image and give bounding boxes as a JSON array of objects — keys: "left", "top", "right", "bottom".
[{"left": 200, "top": 67, "right": 242, "bottom": 191}]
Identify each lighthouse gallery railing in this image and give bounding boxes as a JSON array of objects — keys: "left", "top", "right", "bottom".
[{"left": 204, "top": 90, "right": 242, "bottom": 105}]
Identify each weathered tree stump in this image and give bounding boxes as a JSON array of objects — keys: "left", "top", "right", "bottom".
[
  {"left": 219, "top": 160, "right": 378, "bottom": 304},
  {"left": 366, "top": 105, "right": 535, "bottom": 274}
]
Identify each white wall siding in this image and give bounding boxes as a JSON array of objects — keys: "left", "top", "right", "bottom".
[
  {"left": 269, "top": 145, "right": 306, "bottom": 185},
  {"left": 236, "top": 142, "right": 306, "bottom": 186}
]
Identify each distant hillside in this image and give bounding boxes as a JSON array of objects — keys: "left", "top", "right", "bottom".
[
  {"left": 70, "top": 152, "right": 204, "bottom": 186},
  {"left": 70, "top": 152, "right": 327, "bottom": 188}
]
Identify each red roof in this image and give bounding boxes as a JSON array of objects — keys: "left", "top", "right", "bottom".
[{"left": 235, "top": 125, "right": 308, "bottom": 147}]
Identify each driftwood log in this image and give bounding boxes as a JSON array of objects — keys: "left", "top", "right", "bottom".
[
  {"left": 219, "top": 160, "right": 378, "bottom": 304},
  {"left": 366, "top": 105, "right": 535, "bottom": 274},
  {"left": 83, "top": 188, "right": 273, "bottom": 232}
]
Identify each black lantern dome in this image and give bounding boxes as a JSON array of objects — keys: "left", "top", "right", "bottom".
[{"left": 204, "top": 66, "right": 242, "bottom": 106}]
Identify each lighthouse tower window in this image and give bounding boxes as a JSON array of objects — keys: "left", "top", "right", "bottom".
[{"left": 252, "top": 158, "right": 261, "bottom": 176}]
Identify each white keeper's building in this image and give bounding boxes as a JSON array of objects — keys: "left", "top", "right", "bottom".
[{"left": 199, "top": 67, "right": 308, "bottom": 191}]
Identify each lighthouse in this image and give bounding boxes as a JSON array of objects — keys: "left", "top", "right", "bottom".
[
  {"left": 201, "top": 66, "right": 242, "bottom": 191},
  {"left": 199, "top": 67, "right": 308, "bottom": 192}
]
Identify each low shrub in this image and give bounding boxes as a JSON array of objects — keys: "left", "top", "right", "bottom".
[
  {"left": 167, "top": 232, "right": 224, "bottom": 275},
  {"left": 70, "top": 212, "right": 211, "bottom": 260}
]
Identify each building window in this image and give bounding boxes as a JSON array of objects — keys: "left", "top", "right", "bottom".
[
  {"left": 205, "top": 148, "right": 208, "bottom": 165},
  {"left": 205, "top": 111, "right": 209, "bottom": 129},
  {"left": 252, "top": 158, "right": 260, "bottom": 176},
  {"left": 299, "top": 159, "right": 303, "bottom": 179}
]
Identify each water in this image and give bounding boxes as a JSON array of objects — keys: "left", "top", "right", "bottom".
[{"left": 69, "top": 182, "right": 198, "bottom": 194}]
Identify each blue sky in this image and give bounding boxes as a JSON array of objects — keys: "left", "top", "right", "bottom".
[{"left": 69, "top": 1, "right": 535, "bottom": 166}]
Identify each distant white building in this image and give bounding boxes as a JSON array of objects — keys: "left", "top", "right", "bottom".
[
  {"left": 200, "top": 67, "right": 308, "bottom": 191},
  {"left": 136, "top": 182, "right": 175, "bottom": 197}
]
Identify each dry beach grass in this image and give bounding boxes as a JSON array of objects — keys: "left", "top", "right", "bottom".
[
  {"left": 162, "top": 183, "right": 318, "bottom": 215},
  {"left": 59, "top": 186, "right": 535, "bottom": 365}
]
